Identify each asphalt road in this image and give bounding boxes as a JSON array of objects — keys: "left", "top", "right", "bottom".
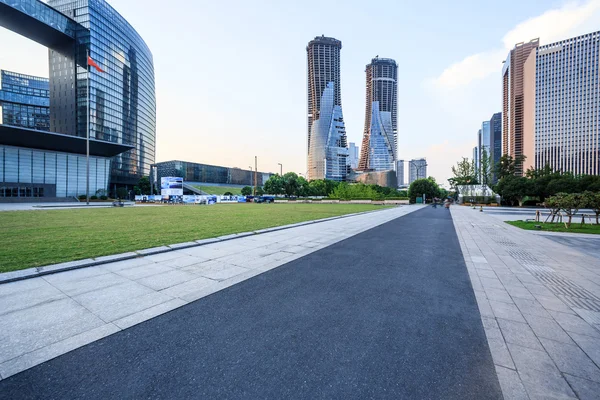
[{"left": 0, "top": 207, "right": 502, "bottom": 399}]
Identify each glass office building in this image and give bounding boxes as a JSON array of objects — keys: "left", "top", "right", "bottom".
[
  {"left": 156, "top": 161, "right": 273, "bottom": 187},
  {"left": 0, "top": 0, "right": 155, "bottom": 199},
  {"left": 489, "top": 112, "right": 502, "bottom": 182},
  {"left": 529, "top": 31, "right": 600, "bottom": 175},
  {"left": 48, "top": 0, "right": 156, "bottom": 186},
  {"left": 0, "top": 70, "right": 50, "bottom": 131}
]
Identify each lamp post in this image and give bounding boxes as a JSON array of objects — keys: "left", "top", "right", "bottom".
[
  {"left": 249, "top": 166, "right": 253, "bottom": 195},
  {"left": 278, "top": 163, "right": 282, "bottom": 176}
]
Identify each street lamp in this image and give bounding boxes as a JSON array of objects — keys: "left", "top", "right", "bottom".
[
  {"left": 278, "top": 163, "right": 282, "bottom": 176},
  {"left": 249, "top": 166, "right": 253, "bottom": 195}
]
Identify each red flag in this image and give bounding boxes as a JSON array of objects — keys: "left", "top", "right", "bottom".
[{"left": 87, "top": 56, "right": 105, "bottom": 73}]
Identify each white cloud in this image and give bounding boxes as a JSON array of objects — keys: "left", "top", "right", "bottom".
[{"left": 431, "top": 0, "right": 600, "bottom": 90}]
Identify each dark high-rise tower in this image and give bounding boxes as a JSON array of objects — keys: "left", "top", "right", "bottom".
[
  {"left": 358, "top": 57, "right": 397, "bottom": 171},
  {"left": 306, "top": 35, "right": 348, "bottom": 181}
]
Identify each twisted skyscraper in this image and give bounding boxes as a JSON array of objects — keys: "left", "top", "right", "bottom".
[
  {"left": 306, "top": 35, "right": 349, "bottom": 181},
  {"left": 358, "top": 57, "right": 397, "bottom": 172}
]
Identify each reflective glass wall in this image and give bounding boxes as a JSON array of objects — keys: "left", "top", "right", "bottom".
[{"left": 0, "top": 70, "right": 50, "bottom": 131}]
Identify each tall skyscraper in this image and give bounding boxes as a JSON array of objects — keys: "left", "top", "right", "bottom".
[
  {"left": 474, "top": 129, "right": 482, "bottom": 174},
  {"left": 306, "top": 35, "right": 348, "bottom": 181},
  {"left": 408, "top": 158, "right": 427, "bottom": 184},
  {"left": 489, "top": 112, "right": 502, "bottom": 183},
  {"left": 502, "top": 38, "right": 539, "bottom": 175},
  {"left": 358, "top": 57, "right": 398, "bottom": 171},
  {"left": 349, "top": 142, "right": 359, "bottom": 169},
  {"left": 396, "top": 159, "right": 405, "bottom": 187},
  {"left": 525, "top": 31, "right": 600, "bottom": 176}
]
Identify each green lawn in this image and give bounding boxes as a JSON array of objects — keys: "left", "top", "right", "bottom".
[
  {"left": 193, "top": 185, "right": 243, "bottom": 195},
  {"left": 0, "top": 203, "right": 385, "bottom": 273},
  {"left": 506, "top": 220, "right": 600, "bottom": 234}
]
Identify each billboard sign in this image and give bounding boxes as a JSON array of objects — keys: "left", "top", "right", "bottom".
[{"left": 161, "top": 177, "right": 183, "bottom": 196}]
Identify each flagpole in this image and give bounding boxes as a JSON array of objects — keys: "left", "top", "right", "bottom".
[{"left": 86, "top": 47, "right": 90, "bottom": 206}]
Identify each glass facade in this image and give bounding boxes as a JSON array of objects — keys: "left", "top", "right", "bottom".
[
  {"left": 48, "top": 0, "right": 156, "bottom": 186},
  {"left": 0, "top": 0, "right": 79, "bottom": 39},
  {"left": 156, "top": 161, "right": 273, "bottom": 187},
  {"left": 366, "top": 101, "right": 395, "bottom": 171},
  {"left": 489, "top": 112, "right": 502, "bottom": 182},
  {"left": 534, "top": 31, "right": 600, "bottom": 175},
  {"left": 408, "top": 158, "right": 426, "bottom": 184},
  {"left": 0, "top": 70, "right": 50, "bottom": 131},
  {"left": 0, "top": 144, "right": 110, "bottom": 197},
  {"left": 307, "top": 82, "right": 349, "bottom": 181}
]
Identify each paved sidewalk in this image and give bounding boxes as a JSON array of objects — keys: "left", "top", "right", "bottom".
[
  {"left": 0, "top": 205, "right": 422, "bottom": 380},
  {"left": 452, "top": 206, "right": 600, "bottom": 400},
  {"left": 0, "top": 206, "right": 501, "bottom": 399}
]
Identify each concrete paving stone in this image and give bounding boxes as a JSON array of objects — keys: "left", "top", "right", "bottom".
[
  {"left": 504, "top": 285, "right": 535, "bottom": 301},
  {"left": 518, "top": 363, "right": 577, "bottom": 400},
  {"left": 91, "top": 291, "right": 174, "bottom": 323},
  {"left": 43, "top": 270, "right": 127, "bottom": 297},
  {"left": 36, "top": 258, "right": 95, "bottom": 275},
  {"left": 156, "top": 255, "right": 209, "bottom": 269},
  {"left": 494, "top": 365, "right": 530, "bottom": 400},
  {"left": 522, "top": 314, "right": 573, "bottom": 344},
  {"left": 476, "top": 296, "right": 495, "bottom": 318},
  {"left": 136, "top": 270, "right": 198, "bottom": 291},
  {"left": 112, "top": 298, "right": 187, "bottom": 330},
  {"left": 506, "top": 342, "right": 558, "bottom": 374},
  {"left": 99, "top": 257, "right": 154, "bottom": 272},
  {"left": 190, "top": 260, "right": 250, "bottom": 281},
  {"left": 471, "top": 256, "right": 488, "bottom": 264},
  {"left": 569, "top": 332, "right": 600, "bottom": 366},
  {"left": 192, "top": 238, "right": 222, "bottom": 245},
  {"left": 0, "top": 283, "right": 64, "bottom": 316},
  {"left": 141, "top": 251, "right": 187, "bottom": 263},
  {"left": 470, "top": 276, "right": 484, "bottom": 291},
  {"left": 490, "top": 301, "right": 526, "bottom": 323},
  {"left": 574, "top": 309, "right": 600, "bottom": 328},
  {"left": 515, "top": 273, "right": 540, "bottom": 285},
  {"left": 540, "top": 337, "right": 600, "bottom": 383},
  {"left": 0, "top": 277, "right": 49, "bottom": 297},
  {"left": 488, "top": 338, "right": 515, "bottom": 369},
  {"left": 159, "top": 276, "right": 217, "bottom": 299},
  {"left": 534, "top": 294, "right": 576, "bottom": 314},
  {"left": 512, "top": 297, "right": 551, "bottom": 318},
  {"left": 564, "top": 374, "right": 600, "bottom": 400},
  {"left": 0, "top": 269, "right": 39, "bottom": 284},
  {"left": 481, "top": 316, "right": 502, "bottom": 339},
  {"left": 522, "top": 282, "right": 555, "bottom": 297},
  {"left": 477, "top": 269, "right": 498, "bottom": 279},
  {"left": 92, "top": 252, "right": 138, "bottom": 263},
  {"left": 481, "top": 277, "right": 506, "bottom": 290},
  {"left": 485, "top": 287, "right": 514, "bottom": 304},
  {"left": 549, "top": 310, "right": 600, "bottom": 338},
  {"left": 166, "top": 242, "right": 199, "bottom": 250},
  {"left": 72, "top": 281, "right": 155, "bottom": 311},
  {"left": 0, "top": 298, "right": 105, "bottom": 363},
  {"left": 498, "top": 318, "right": 543, "bottom": 351},
  {"left": 179, "top": 246, "right": 236, "bottom": 260},
  {"left": 111, "top": 262, "right": 173, "bottom": 281},
  {"left": 0, "top": 323, "right": 120, "bottom": 380}
]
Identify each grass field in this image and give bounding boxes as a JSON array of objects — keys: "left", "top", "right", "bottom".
[
  {"left": 0, "top": 203, "right": 386, "bottom": 273},
  {"left": 193, "top": 185, "right": 243, "bottom": 195},
  {"left": 506, "top": 220, "right": 600, "bottom": 234}
]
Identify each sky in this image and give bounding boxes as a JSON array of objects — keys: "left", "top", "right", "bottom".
[{"left": 2, "top": 0, "right": 600, "bottom": 185}]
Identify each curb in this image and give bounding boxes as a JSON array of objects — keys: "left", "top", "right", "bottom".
[{"left": 0, "top": 206, "right": 401, "bottom": 285}]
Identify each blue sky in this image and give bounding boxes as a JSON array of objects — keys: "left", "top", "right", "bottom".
[{"left": 1, "top": 0, "right": 600, "bottom": 184}]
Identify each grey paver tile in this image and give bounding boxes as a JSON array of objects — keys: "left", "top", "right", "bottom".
[
  {"left": 540, "top": 338, "right": 600, "bottom": 383},
  {"left": 476, "top": 296, "right": 495, "bottom": 318},
  {"left": 488, "top": 337, "right": 515, "bottom": 369},
  {"left": 112, "top": 262, "right": 173, "bottom": 280},
  {"left": 477, "top": 269, "right": 498, "bottom": 279},
  {"left": 0, "top": 298, "right": 104, "bottom": 363},
  {"left": 513, "top": 297, "right": 551, "bottom": 318},
  {"left": 490, "top": 300, "right": 526, "bottom": 323},
  {"left": 157, "top": 255, "right": 209, "bottom": 268},
  {"left": 141, "top": 251, "right": 185, "bottom": 263},
  {"left": 534, "top": 295, "right": 575, "bottom": 314},
  {"left": 485, "top": 287, "right": 514, "bottom": 304},
  {"left": 184, "top": 260, "right": 249, "bottom": 281},
  {"left": 481, "top": 277, "right": 505, "bottom": 290},
  {"left": 0, "top": 282, "right": 64, "bottom": 316},
  {"left": 506, "top": 342, "right": 558, "bottom": 374},
  {"left": 160, "top": 276, "right": 217, "bottom": 299},
  {"left": 0, "top": 323, "right": 119, "bottom": 379},
  {"left": 519, "top": 368, "right": 577, "bottom": 400},
  {"left": 43, "top": 270, "right": 127, "bottom": 297},
  {"left": 564, "top": 374, "right": 600, "bottom": 400},
  {"left": 495, "top": 365, "right": 529, "bottom": 400},
  {"left": 505, "top": 285, "right": 535, "bottom": 300},
  {"left": 569, "top": 332, "right": 600, "bottom": 366},
  {"left": 522, "top": 283, "right": 554, "bottom": 297},
  {"left": 549, "top": 310, "right": 600, "bottom": 338},
  {"left": 498, "top": 318, "right": 543, "bottom": 351},
  {"left": 72, "top": 281, "right": 155, "bottom": 310},
  {"left": 112, "top": 298, "right": 187, "bottom": 329},
  {"left": 136, "top": 270, "right": 198, "bottom": 291},
  {"left": 0, "top": 278, "right": 49, "bottom": 297},
  {"left": 522, "top": 313, "right": 573, "bottom": 344},
  {"left": 99, "top": 257, "right": 154, "bottom": 272}
]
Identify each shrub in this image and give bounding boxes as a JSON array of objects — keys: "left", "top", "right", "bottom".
[
  {"left": 223, "top": 191, "right": 234, "bottom": 196},
  {"left": 90, "top": 195, "right": 98, "bottom": 200},
  {"left": 78, "top": 195, "right": 86, "bottom": 200},
  {"left": 100, "top": 195, "right": 108, "bottom": 200}
]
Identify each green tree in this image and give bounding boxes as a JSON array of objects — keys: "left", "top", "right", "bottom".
[
  {"left": 449, "top": 157, "right": 478, "bottom": 189},
  {"left": 255, "top": 186, "right": 265, "bottom": 196},
  {"left": 546, "top": 175, "right": 578, "bottom": 195},
  {"left": 116, "top": 187, "right": 128, "bottom": 200},
  {"left": 578, "top": 175, "right": 600, "bottom": 193},
  {"left": 133, "top": 186, "right": 142, "bottom": 195},
  {"left": 138, "top": 176, "right": 151, "bottom": 195},
  {"left": 241, "top": 186, "right": 252, "bottom": 196},
  {"left": 408, "top": 178, "right": 440, "bottom": 203},
  {"left": 525, "top": 165, "right": 559, "bottom": 202},
  {"left": 263, "top": 174, "right": 284, "bottom": 195},
  {"left": 559, "top": 193, "right": 585, "bottom": 228},
  {"left": 308, "top": 179, "right": 326, "bottom": 196},
  {"left": 480, "top": 148, "right": 492, "bottom": 188},
  {"left": 297, "top": 176, "right": 310, "bottom": 197},
  {"left": 495, "top": 175, "right": 530, "bottom": 206},
  {"left": 495, "top": 155, "right": 526, "bottom": 180},
  {"left": 582, "top": 191, "right": 600, "bottom": 225},
  {"left": 282, "top": 172, "right": 299, "bottom": 197},
  {"left": 223, "top": 191, "right": 233, "bottom": 196}
]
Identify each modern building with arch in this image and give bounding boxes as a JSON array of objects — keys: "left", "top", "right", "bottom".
[{"left": 0, "top": 0, "right": 155, "bottom": 199}]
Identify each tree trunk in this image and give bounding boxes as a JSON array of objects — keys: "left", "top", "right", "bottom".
[
  {"left": 567, "top": 215, "right": 572, "bottom": 229},
  {"left": 596, "top": 213, "right": 599, "bottom": 225}
]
